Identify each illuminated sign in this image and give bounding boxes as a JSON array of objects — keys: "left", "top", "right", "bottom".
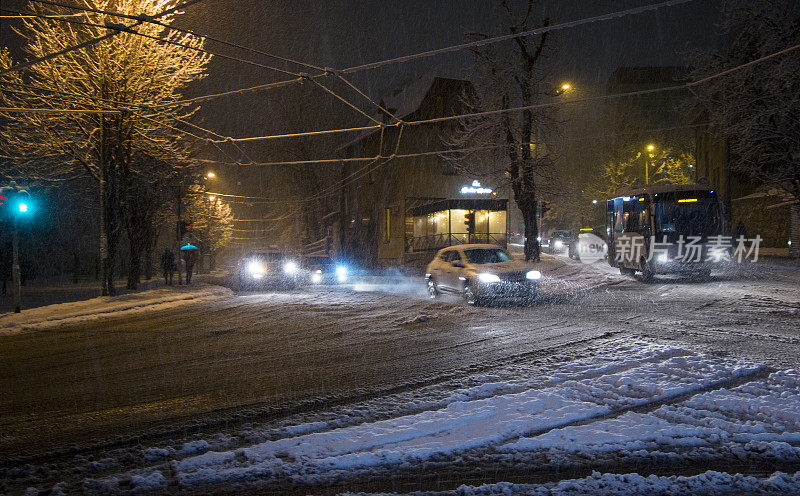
[{"left": 460, "top": 180, "right": 493, "bottom": 195}]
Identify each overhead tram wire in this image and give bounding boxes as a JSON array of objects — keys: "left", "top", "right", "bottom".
[
  {"left": 4, "top": 7, "right": 303, "bottom": 78},
  {"left": 0, "top": 0, "right": 204, "bottom": 76},
  {"left": 28, "top": 0, "right": 326, "bottom": 73},
  {"left": 24, "top": 1, "right": 392, "bottom": 125},
  {"left": 200, "top": 39, "right": 800, "bottom": 147},
  {"left": 109, "top": 0, "right": 700, "bottom": 111}
]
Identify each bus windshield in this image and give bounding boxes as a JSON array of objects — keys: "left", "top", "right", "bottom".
[{"left": 654, "top": 193, "right": 722, "bottom": 238}]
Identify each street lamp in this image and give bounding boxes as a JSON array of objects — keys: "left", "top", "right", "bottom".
[
  {"left": 645, "top": 144, "right": 656, "bottom": 184},
  {"left": 206, "top": 171, "right": 216, "bottom": 179},
  {"left": 592, "top": 199, "right": 598, "bottom": 204},
  {"left": 555, "top": 82, "right": 573, "bottom": 96}
]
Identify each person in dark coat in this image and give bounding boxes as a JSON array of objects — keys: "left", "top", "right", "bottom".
[
  {"left": 182, "top": 247, "right": 198, "bottom": 284},
  {"left": 161, "top": 248, "right": 175, "bottom": 285}
]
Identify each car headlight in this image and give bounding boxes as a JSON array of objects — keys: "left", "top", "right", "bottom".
[
  {"left": 553, "top": 240, "right": 563, "bottom": 250},
  {"left": 478, "top": 273, "right": 501, "bottom": 283},
  {"left": 526, "top": 270, "right": 542, "bottom": 280},
  {"left": 336, "top": 265, "right": 348, "bottom": 282},
  {"left": 657, "top": 253, "right": 669, "bottom": 263},
  {"left": 311, "top": 272, "right": 322, "bottom": 283},
  {"left": 283, "top": 261, "right": 299, "bottom": 274},
  {"left": 247, "top": 260, "right": 265, "bottom": 275}
]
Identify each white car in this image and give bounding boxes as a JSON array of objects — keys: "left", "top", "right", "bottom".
[{"left": 425, "top": 244, "right": 541, "bottom": 305}]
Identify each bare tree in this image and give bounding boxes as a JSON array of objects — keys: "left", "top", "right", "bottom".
[
  {"left": 0, "top": 0, "right": 211, "bottom": 295},
  {"left": 688, "top": 0, "right": 800, "bottom": 204},
  {"left": 444, "top": 0, "right": 558, "bottom": 261}
]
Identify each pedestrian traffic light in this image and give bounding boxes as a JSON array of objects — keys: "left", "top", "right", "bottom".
[
  {"left": 464, "top": 212, "right": 476, "bottom": 234},
  {"left": 179, "top": 220, "right": 191, "bottom": 238},
  {"left": 0, "top": 184, "right": 31, "bottom": 217}
]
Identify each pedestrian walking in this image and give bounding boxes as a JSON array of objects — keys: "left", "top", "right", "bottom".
[
  {"left": 161, "top": 248, "right": 176, "bottom": 285},
  {"left": 181, "top": 243, "right": 199, "bottom": 284}
]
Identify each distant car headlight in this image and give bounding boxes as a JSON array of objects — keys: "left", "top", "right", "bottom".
[
  {"left": 311, "top": 272, "right": 322, "bottom": 283},
  {"left": 247, "top": 260, "right": 265, "bottom": 276},
  {"left": 336, "top": 265, "right": 348, "bottom": 282},
  {"left": 478, "top": 273, "right": 501, "bottom": 283},
  {"left": 526, "top": 270, "right": 542, "bottom": 280},
  {"left": 553, "top": 240, "right": 564, "bottom": 250},
  {"left": 283, "top": 261, "right": 299, "bottom": 274},
  {"left": 657, "top": 253, "right": 669, "bottom": 263}
]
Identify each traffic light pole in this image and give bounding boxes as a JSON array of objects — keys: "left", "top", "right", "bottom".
[{"left": 12, "top": 215, "right": 21, "bottom": 313}]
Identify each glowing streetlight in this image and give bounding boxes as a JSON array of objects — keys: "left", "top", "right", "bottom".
[
  {"left": 208, "top": 195, "right": 216, "bottom": 202},
  {"left": 644, "top": 144, "right": 657, "bottom": 184},
  {"left": 206, "top": 171, "right": 216, "bottom": 179},
  {"left": 560, "top": 83, "right": 572, "bottom": 92},
  {"left": 592, "top": 199, "right": 598, "bottom": 205}
]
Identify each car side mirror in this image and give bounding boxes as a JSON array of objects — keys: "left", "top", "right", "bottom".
[{"left": 452, "top": 261, "right": 464, "bottom": 268}]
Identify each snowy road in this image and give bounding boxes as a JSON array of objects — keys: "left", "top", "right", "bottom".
[{"left": 1, "top": 259, "right": 799, "bottom": 494}]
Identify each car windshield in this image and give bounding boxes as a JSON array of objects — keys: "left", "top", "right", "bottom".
[
  {"left": 307, "top": 257, "right": 333, "bottom": 267},
  {"left": 464, "top": 248, "right": 513, "bottom": 264},
  {"left": 251, "top": 252, "right": 283, "bottom": 262}
]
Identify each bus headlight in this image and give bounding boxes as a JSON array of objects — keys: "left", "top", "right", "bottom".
[
  {"left": 283, "top": 261, "right": 299, "bottom": 274},
  {"left": 526, "top": 270, "right": 542, "bottom": 280},
  {"left": 478, "top": 273, "right": 501, "bottom": 283}
]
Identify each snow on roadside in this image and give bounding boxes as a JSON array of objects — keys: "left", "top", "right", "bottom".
[
  {"left": 345, "top": 470, "right": 800, "bottom": 495},
  {"left": 502, "top": 369, "right": 800, "bottom": 462},
  {"left": 165, "top": 344, "right": 770, "bottom": 488},
  {"left": 0, "top": 283, "right": 231, "bottom": 334}
]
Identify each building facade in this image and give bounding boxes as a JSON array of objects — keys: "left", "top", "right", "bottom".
[{"left": 335, "top": 76, "right": 518, "bottom": 267}]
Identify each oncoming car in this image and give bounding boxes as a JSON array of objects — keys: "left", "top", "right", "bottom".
[
  {"left": 235, "top": 250, "right": 303, "bottom": 290},
  {"left": 544, "top": 230, "right": 576, "bottom": 254},
  {"left": 425, "top": 244, "right": 541, "bottom": 306},
  {"left": 304, "top": 256, "right": 350, "bottom": 285}
]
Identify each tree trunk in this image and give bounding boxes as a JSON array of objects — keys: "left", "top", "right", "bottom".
[
  {"left": 519, "top": 199, "right": 540, "bottom": 262},
  {"left": 127, "top": 245, "right": 141, "bottom": 290}
]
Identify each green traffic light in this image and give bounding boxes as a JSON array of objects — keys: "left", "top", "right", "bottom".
[{"left": 18, "top": 202, "right": 29, "bottom": 213}]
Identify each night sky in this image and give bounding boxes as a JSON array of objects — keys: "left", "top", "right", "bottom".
[{"left": 1, "top": 0, "right": 722, "bottom": 218}]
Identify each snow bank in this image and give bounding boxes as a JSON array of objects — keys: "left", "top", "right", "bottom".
[
  {"left": 0, "top": 283, "right": 231, "bottom": 334},
  {"left": 168, "top": 344, "right": 769, "bottom": 488},
  {"left": 357, "top": 470, "right": 800, "bottom": 495}
]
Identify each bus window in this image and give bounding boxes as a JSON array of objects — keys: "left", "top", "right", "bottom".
[
  {"left": 622, "top": 198, "right": 644, "bottom": 233},
  {"left": 613, "top": 198, "right": 624, "bottom": 233}
]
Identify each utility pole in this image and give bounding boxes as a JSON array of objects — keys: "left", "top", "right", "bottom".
[
  {"left": 2, "top": 182, "right": 31, "bottom": 312},
  {"left": 11, "top": 215, "right": 21, "bottom": 313}
]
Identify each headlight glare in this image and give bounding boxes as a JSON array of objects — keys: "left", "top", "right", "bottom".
[
  {"left": 526, "top": 270, "right": 542, "bottom": 280},
  {"left": 247, "top": 260, "right": 265, "bottom": 275},
  {"left": 336, "top": 265, "right": 348, "bottom": 282},
  {"left": 478, "top": 273, "right": 501, "bottom": 283},
  {"left": 284, "top": 261, "right": 299, "bottom": 274}
]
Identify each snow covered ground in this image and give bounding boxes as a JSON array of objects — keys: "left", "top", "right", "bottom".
[
  {"left": 52, "top": 340, "right": 799, "bottom": 494},
  {"left": 3, "top": 258, "right": 799, "bottom": 494},
  {"left": 0, "top": 283, "right": 231, "bottom": 334}
]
